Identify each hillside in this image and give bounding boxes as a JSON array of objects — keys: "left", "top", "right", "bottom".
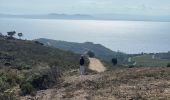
[
  {"left": 35, "top": 38, "right": 128, "bottom": 63},
  {"left": 155, "top": 52, "right": 170, "bottom": 60},
  {"left": 22, "top": 67, "right": 170, "bottom": 100},
  {"left": 131, "top": 54, "right": 170, "bottom": 67},
  {"left": 0, "top": 37, "right": 80, "bottom": 70},
  {"left": 0, "top": 35, "right": 81, "bottom": 99},
  {"left": 1, "top": 35, "right": 170, "bottom": 100}
]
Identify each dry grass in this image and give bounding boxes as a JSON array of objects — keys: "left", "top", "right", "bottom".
[
  {"left": 85, "top": 67, "right": 170, "bottom": 100},
  {"left": 21, "top": 67, "right": 170, "bottom": 100}
]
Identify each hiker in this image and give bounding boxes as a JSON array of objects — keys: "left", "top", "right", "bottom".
[{"left": 79, "top": 55, "right": 85, "bottom": 75}]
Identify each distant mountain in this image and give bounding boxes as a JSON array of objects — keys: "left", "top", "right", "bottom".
[
  {"left": 0, "top": 13, "right": 93, "bottom": 20},
  {"left": 35, "top": 38, "right": 128, "bottom": 63},
  {"left": 46, "top": 13, "right": 93, "bottom": 19},
  {"left": 1, "top": 13, "right": 170, "bottom": 21},
  {"left": 94, "top": 14, "right": 170, "bottom": 22}
]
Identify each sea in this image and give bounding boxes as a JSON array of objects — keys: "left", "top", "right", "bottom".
[{"left": 0, "top": 18, "right": 170, "bottom": 54}]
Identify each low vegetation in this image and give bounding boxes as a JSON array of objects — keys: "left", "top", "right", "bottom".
[
  {"left": 0, "top": 35, "right": 80, "bottom": 70},
  {"left": 0, "top": 33, "right": 80, "bottom": 99},
  {"left": 1, "top": 32, "right": 170, "bottom": 99},
  {"left": 24, "top": 67, "right": 170, "bottom": 100},
  {"left": 111, "top": 58, "right": 117, "bottom": 65},
  {"left": 155, "top": 52, "right": 170, "bottom": 60},
  {"left": 87, "top": 50, "right": 95, "bottom": 57},
  {"left": 131, "top": 54, "right": 170, "bottom": 67},
  {"left": 36, "top": 38, "right": 129, "bottom": 64},
  {"left": 167, "top": 63, "right": 170, "bottom": 67},
  {"left": 0, "top": 68, "right": 20, "bottom": 99}
]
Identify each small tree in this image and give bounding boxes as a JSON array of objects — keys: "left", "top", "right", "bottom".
[
  {"left": 18, "top": 33, "right": 23, "bottom": 39},
  {"left": 87, "top": 50, "right": 95, "bottom": 57},
  {"left": 0, "top": 32, "right": 3, "bottom": 39},
  {"left": 7, "top": 31, "right": 16, "bottom": 38},
  {"left": 112, "top": 58, "right": 117, "bottom": 65}
]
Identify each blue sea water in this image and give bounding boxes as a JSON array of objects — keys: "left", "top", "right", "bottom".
[{"left": 0, "top": 18, "right": 169, "bottom": 53}]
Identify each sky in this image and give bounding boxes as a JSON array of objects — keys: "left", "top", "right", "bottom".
[
  {"left": 0, "top": 0, "right": 170, "bottom": 53},
  {"left": 0, "top": 0, "right": 170, "bottom": 16}
]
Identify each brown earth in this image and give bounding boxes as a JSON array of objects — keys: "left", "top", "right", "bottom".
[{"left": 88, "top": 58, "right": 106, "bottom": 72}]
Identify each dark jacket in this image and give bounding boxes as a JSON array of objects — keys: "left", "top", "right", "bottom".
[{"left": 79, "top": 57, "right": 85, "bottom": 65}]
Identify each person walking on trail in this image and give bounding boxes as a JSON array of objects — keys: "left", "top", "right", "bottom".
[{"left": 79, "top": 55, "right": 85, "bottom": 75}]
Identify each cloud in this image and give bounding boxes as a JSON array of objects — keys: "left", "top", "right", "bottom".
[{"left": 0, "top": 0, "right": 170, "bottom": 15}]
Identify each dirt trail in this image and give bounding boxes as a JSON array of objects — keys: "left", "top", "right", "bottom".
[{"left": 88, "top": 58, "right": 106, "bottom": 72}]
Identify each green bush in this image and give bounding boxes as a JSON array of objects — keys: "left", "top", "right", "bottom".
[
  {"left": 0, "top": 69, "right": 20, "bottom": 99},
  {"left": 20, "top": 66, "right": 61, "bottom": 95},
  {"left": 30, "top": 67, "right": 61, "bottom": 90},
  {"left": 87, "top": 50, "right": 95, "bottom": 57},
  {"left": 0, "top": 92, "right": 18, "bottom": 100},
  {"left": 0, "top": 69, "right": 19, "bottom": 92},
  {"left": 167, "top": 63, "right": 170, "bottom": 67},
  {"left": 128, "top": 65, "right": 135, "bottom": 68},
  {"left": 112, "top": 58, "right": 118, "bottom": 65},
  {"left": 20, "top": 83, "right": 35, "bottom": 96},
  {"left": 0, "top": 75, "right": 10, "bottom": 92},
  {"left": 34, "top": 41, "right": 44, "bottom": 45}
]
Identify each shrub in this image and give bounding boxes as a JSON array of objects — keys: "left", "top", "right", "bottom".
[
  {"left": 129, "top": 65, "right": 135, "bottom": 68},
  {"left": 16, "top": 64, "right": 32, "bottom": 70},
  {"left": 30, "top": 67, "right": 61, "bottom": 90},
  {"left": 20, "top": 83, "right": 35, "bottom": 96},
  {"left": 0, "top": 92, "right": 18, "bottom": 100},
  {"left": 112, "top": 58, "right": 117, "bottom": 65},
  {"left": 167, "top": 63, "right": 170, "bottom": 67},
  {"left": 0, "top": 69, "right": 19, "bottom": 92},
  {"left": 0, "top": 75, "right": 10, "bottom": 92},
  {"left": 87, "top": 50, "right": 95, "bottom": 57},
  {"left": 0, "top": 69, "right": 20, "bottom": 99},
  {"left": 20, "top": 66, "right": 61, "bottom": 95},
  {"left": 34, "top": 41, "right": 44, "bottom": 45},
  {"left": 7, "top": 31, "right": 16, "bottom": 38}
]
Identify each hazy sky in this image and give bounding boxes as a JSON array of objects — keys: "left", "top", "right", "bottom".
[{"left": 0, "top": 0, "right": 170, "bottom": 16}]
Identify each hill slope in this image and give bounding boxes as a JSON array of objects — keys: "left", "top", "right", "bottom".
[
  {"left": 0, "top": 37, "right": 80, "bottom": 70},
  {"left": 22, "top": 67, "right": 170, "bottom": 100},
  {"left": 0, "top": 35, "right": 81, "bottom": 99},
  {"left": 131, "top": 54, "right": 170, "bottom": 67},
  {"left": 35, "top": 38, "right": 126, "bottom": 62}
]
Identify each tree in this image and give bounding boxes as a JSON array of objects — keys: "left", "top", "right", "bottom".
[
  {"left": 7, "top": 31, "right": 16, "bottom": 38},
  {"left": 87, "top": 50, "right": 95, "bottom": 57},
  {"left": 112, "top": 58, "right": 117, "bottom": 65},
  {"left": 0, "top": 32, "right": 2, "bottom": 36},
  {"left": 18, "top": 33, "right": 23, "bottom": 39}
]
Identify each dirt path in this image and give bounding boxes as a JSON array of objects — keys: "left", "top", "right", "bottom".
[{"left": 88, "top": 58, "right": 106, "bottom": 72}]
